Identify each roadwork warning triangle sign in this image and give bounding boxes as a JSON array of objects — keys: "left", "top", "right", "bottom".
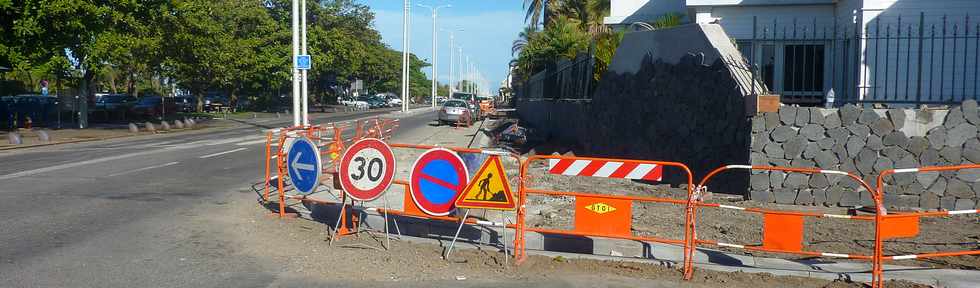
[{"left": 455, "top": 156, "right": 516, "bottom": 210}]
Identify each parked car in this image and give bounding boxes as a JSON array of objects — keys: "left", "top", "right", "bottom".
[
  {"left": 360, "top": 96, "right": 386, "bottom": 109},
  {"left": 93, "top": 94, "right": 136, "bottom": 112},
  {"left": 175, "top": 96, "right": 196, "bottom": 112},
  {"left": 129, "top": 96, "right": 177, "bottom": 118},
  {"left": 437, "top": 99, "right": 473, "bottom": 126}
]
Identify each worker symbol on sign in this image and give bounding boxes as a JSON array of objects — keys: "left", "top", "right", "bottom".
[{"left": 455, "top": 156, "right": 516, "bottom": 210}]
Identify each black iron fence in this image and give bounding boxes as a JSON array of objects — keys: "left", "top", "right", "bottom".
[
  {"left": 513, "top": 52, "right": 596, "bottom": 101},
  {"left": 737, "top": 13, "right": 980, "bottom": 106}
]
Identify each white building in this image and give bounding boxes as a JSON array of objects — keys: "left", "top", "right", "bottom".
[{"left": 605, "top": 0, "right": 980, "bottom": 106}]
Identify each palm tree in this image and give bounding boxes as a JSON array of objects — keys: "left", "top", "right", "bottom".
[{"left": 512, "top": 26, "right": 537, "bottom": 56}]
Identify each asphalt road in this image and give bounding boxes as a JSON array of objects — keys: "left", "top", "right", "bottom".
[{"left": 0, "top": 108, "right": 438, "bottom": 288}]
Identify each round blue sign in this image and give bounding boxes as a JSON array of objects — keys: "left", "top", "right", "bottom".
[
  {"left": 409, "top": 148, "right": 469, "bottom": 216},
  {"left": 287, "top": 137, "right": 322, "bottom": 194}
]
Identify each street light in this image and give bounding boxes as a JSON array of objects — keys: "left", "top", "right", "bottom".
[
  {"left": 418, "top": 3, "right": 451, "bottom": 108},
  {"left": 443, "top": 28, "right": 463, "bottom": 98},
  {"left": 401, "top": 0, "right": 411, "bottom": 112}
]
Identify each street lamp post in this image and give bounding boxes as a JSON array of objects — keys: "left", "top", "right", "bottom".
[
  {"left": 291, "top": 0, "right": 300, "bottom": 126},
  {"left": 401, "top": 0, "right": 411, "bottom": 113},
  {"left": 418, "top": 4, "right": 451, "bottom": 108}
]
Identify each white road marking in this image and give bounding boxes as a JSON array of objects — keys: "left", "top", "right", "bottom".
[
  {"left": 107, "top": 162, "right": 180, "bottom": 177},
  {"left": 199, "top": 148, "right": 248, "bottom": 159},
  {"left": 235, "top": 139, "right": 269, "bottom": 146},
  {"left": 0, "top": 149, "right": 167, "bottom": 181}
]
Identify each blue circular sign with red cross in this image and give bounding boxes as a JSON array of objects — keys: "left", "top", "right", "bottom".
[{"left": 409, "top": 148, "right": 470, "bottom": 216}]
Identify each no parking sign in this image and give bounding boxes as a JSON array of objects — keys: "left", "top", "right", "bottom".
[{"left": 409, "top": 148, "right": 469, "bottom": 216}]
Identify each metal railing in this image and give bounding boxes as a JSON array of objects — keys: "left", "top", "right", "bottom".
[
  {"left": 738, "top": 13, "right": 980, "bottom": 106},
  {"left": 513, "top": 52, "right": 596, "bottom": 101}
]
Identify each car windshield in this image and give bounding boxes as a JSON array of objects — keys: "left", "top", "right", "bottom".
[
  {"left": 137, "top": 97, "right": 161, "bottom": 105},
  {"left": 444, "top": 101, "right": 467, "bottom": 108}
]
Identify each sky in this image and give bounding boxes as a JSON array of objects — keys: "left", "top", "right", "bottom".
[{"left": 359, "top": 0, "right": 527, "bottom": 94}]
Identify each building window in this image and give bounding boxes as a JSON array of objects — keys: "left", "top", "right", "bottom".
[{"left": 783, "top": 44, "right": 825, "bottom": 102}]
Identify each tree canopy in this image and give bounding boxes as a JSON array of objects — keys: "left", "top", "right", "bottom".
[{"left": 0, "top": 0, "right": 435, "bottom": 111}]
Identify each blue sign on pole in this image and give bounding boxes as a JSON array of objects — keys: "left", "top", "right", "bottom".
[
  {"left": 287, "top": 137, "right": 322, "bottom": 194},
  {"left": 296, "top": 55, "right": 312, "bottom": 70}
]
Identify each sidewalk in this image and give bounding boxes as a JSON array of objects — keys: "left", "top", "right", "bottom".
[{"left": 276, "top": 115, "right": 980, "bottom": 288}]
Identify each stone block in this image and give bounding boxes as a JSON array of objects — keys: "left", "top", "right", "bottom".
[
  {"left": 870, "top": 118, "right": 895, "bottom": 136},
  {"left": 765, "top": 111, "right": 781, "bottom": 131},
  {"left": 962, "top": 99, "right": 980, "bottom": 125},
  {"left": 769, "top": 158, "right": 791, "bottom": 167},
  {"left": 907, "top": 137, "right": 930, "bottom": 156},
  {"left": 839, "top": 189, "right": 861, "bottom": 206},
  {"left": 803, "top": 142, "right": 821, "bottom": 159},
  {"left": 764, "top": 142, "right": 784, "bottom": 159},
  {"left": 928, "top": 177, "right": 947, "bottom": 196},
  {"left": 812, "top": 189, "right": 828, "bottom": 206},
  {"left": 774, "top": 188, "right": 797, "bottom": 204},
  {"left": 810, "top": 174, "right": 830, "bottom": 189},
  {"left": 941, "top": 196, "right": 958, "bottom": 210},
  {"left": 962, "top": 148, "right": 980, "bottom": 163},
  {"left": 856, "top": 149, "right": 877, "bottom": 175},
  {"left": 784, "top": 136, "right": 807, "bottom": 159},
  {"left": 751, "top": 116, "right": 766, "bottom": 132},
  {"left": 779, "top": 106, "right": 797, "bottom": 125},
  {"left": 750, "top": 189, "right": 774, "bottom": 203},
  {"left": 917, "top": 171, "right": 940, "bottom": 188},
  {"left": 866, "top": 134, "right": 884, "bottom": 151},
  {"left": 809, "top": 108, "right": 825, "bottom": 125},
  {"left": 906, "top": 182, "right": 924, "bottom": 195},
  {"left": 824, "top": 112, "right": 842, "bottom": 128},
  {"left": 790, "top": 158, "right": 815, "bottom": 168},
  {"left": 814, "top": 151, "right": 838, "bottom": 170},
  {"left": 751, "top": 152, "right": 767, "bottom": 166},
  {"left": 920, "top": 192, "right": 941, "bottom": 210},
  {"left": 946, "top": 178, "right": 974, "bottom": 198},
  {"left": 874, "top": 157, "right": 894, "bottom": 173},
  {"left": 845, "top": 136, "right": 867, "bottom": 158},
  {"left": 794, "top": 108, "right": 810, "bottom": 126},
  {"left": 916, "top": 108, "right": 935, "bottom": 123},
  {"left": 826, "top": 186, "right": 845, "bottom": 205},
  {"left": 800, "top": 124, "right": 826, "bottom": 141},
  {"left": 840, "top": 158, "right": 858, "bottom": 173},
  {"left": 955, "top": 198, "right": 976, "bottom": 210},
  {"left": 884, "top": 194, "right": 919, "bottom": 209},
  {"left": 771, "top": 126, "right": 796, "bottom": 142},
  {"left": 919, "top": 149, "right": 940, "bottom": 166},
  {"left": 940, "top": 146, "right": 962, "bottom": 162},
  {"left": 882, "top": 146, "right": 910, "bottom": 159},
  {"left": 857, "top": 109, "right": 879, "bottom": 125},
  {"left": 945, "top": 123, "right": 977, "bottom": 148},
  {"left": 847, "top": 123, "right": 871, "bottom": 138},
  {"left": 795, "top": 189, "right": 813, "bottom": 205},
  {"left": 860, "top": 191, "right": 876, "bottom": 206},
  {"left": 967, "top": 138, "right": 980, "bottom": 151},
  {"left": 957, "top": 168, "right": 980, "bottom": 183},
  {"left": 827, "top": 127, "right": 849, "bottom": 142},
  {"left": 926, "top": 127, "right": 947, "bottom": 148},
  {"left": 887, "top": 108, "right": 906, "bottom": 130},
  {"left": 945, "top": 106, "right": 966, "bottom": 129},
  {"left": 751, "top": 134, "right": 768, "bottom": 152},
  {"left": 840, "top": 105, "right": 861, "bottom": 125},
  {"left": 817, "top": 137, "right": 836, "bottom": 150},
  {"left": 751, "top": 173, "right": 770, "bottom": 190},
  {"left": 883, "top": 131, "right": 910, "bottom": 149},
  {"left": 784, "top": 174, "right": 809, "bottom": 189},
  {"left": 770, "top": 171, "right": 785, "bottom": 189}
]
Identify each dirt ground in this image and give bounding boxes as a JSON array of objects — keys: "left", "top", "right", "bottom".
[
  {"left": 233, "top": 194, "right": 928, "bottom": 288},
  {"left": 520, "top": 159, "right": 980, "bottom": 270}
]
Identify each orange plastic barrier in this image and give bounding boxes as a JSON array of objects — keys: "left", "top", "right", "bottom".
[
  {"left": 693, "top": 165, "right": 880, "bottom": 280},
  {"left": 513, "top": 155, "right": 696, "bottom": 274},
  {"left": 872, "top": 165, "right": 980, "bottom": 288}
]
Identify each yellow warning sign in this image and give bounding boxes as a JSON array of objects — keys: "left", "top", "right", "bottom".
[
  {"left": 328, "top": 143, "right": 341, "bottom": 160},
  {"left": 585, "top": 203, "right": 617, "bottom": 214},
  {"left": 455, "top": 156, "right": 516, "bottom": 210}
]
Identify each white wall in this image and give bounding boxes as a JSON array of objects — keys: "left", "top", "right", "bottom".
[
  {"left": 693, "top": 5, "right": 835, "bottom": 39},
  {"left": 605, "top": 0, "right": 688, "bottom": 25}
]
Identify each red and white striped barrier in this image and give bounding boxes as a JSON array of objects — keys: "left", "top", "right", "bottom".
[{"left": 547, "top": 159, "right": 663, "bottom": 181}]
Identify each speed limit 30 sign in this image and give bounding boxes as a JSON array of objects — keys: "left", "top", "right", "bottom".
[{"left": 339, "top": 138, "right": 396, "bottom": 201}]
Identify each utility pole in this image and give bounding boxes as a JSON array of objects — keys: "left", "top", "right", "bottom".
[
  {"left": 301, "top": 0, "right": 309, "bottom": 126},
  {"left": 291, "top": 0, "right": 300, "bottom": 126},
  {"left": 401, "top": 0, "right": 411, "bottom": 112},
  {"left": 419, "top": 4, "right": 450, "bottom": 108}
]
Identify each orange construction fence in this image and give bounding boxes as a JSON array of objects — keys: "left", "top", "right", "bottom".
[
  {"left": 872, "top": 165, "right": 980, "bottom": 288},
  {"left": 513, "top": 154, "right": 697, "bottom": 271},
  {"left": 692, "top": 165, "right": 881, "bottom": 279}
]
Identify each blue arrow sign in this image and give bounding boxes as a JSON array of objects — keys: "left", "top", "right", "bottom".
[
  {"left": 296, "top": 55, "right": 312, "bottom": 70},
  {"left": 287, "top": 137, "right": 321, "bottom": 194}
]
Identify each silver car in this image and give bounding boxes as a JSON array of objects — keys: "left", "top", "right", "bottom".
[{"left": 437, "top": 99, "right": 473, "bottom": 126}]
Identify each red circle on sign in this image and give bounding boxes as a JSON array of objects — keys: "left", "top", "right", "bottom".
[
  {"left": 409, "top": 148, "right": 469, "bottom": 216},
  {"left": 339, "top": 138, "right": 396, "bottom": 201}
]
